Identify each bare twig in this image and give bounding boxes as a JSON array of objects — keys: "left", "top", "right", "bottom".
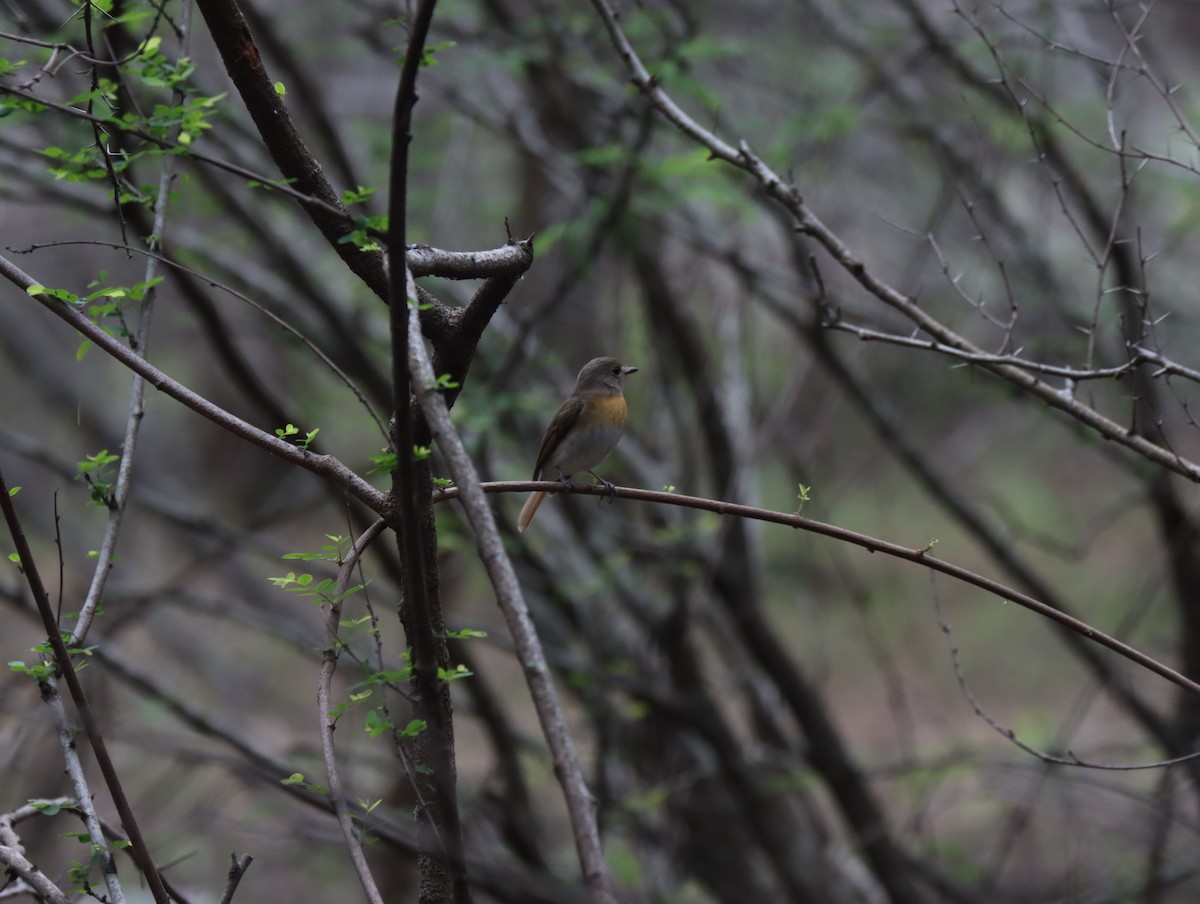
[
  {"left": 933, "top": 587, "right": 1200, "bottom": 770},
  {"left": 217, "top": 853, "right": 254, "bottom": 904},
  {"left": 318, "top": 520, "right": 388, "bottom": 904},
  {"left": 434, "top": 480, "right": 1200, "bottom": 701},
  {"left": 70, "top": 0, "right": 194, "bottom": 645},
  {"left": 0, "top": 801, "right": 73, "bottom": 904}
]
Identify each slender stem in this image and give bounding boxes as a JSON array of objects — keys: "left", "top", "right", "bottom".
[
  {"left": 0, "top": 466, "right": 169, "bottom": 903},
  {"left": 72, "top": 0, "right": 194, "bottom": 645},
  {"left": 319, "top": 520, "right": 388, "bottom": 904},
  {"left": 436, "top": 480, "right": 1200, "bottom": 701}
]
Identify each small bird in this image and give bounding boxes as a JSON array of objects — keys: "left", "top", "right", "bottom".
[{"left": 517, "top": 356, "right": 638, "bottom": 533}]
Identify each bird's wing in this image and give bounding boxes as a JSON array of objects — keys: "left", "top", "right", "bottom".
[{"left": 531, "top": 395, "right": 586, "bottom": 479}]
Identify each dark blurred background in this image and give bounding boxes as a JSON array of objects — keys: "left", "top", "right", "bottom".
[{"left": 4, "top": 0, "right": 1200, "bottom": 901}]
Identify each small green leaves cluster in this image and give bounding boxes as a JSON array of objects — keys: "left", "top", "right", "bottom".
[
  {"left": 283, "top": 534, "right": 351, "bottom": 564},
  {"left": 77, "top": 449, "right": 120, "bottom": 507},
  {"left": 795, "top": 483, "right": 812, "bottom": 515},
  {"left": 275, "top": 423, "right": 320, "bottom": 450},
  {"left": 367, "top": 449, "right": 398, "bottom": 475},
  {"left": 445, "top": 627, "right": 487, "bottom": 640},
  {"left": 269, "top": 536, "right": 367, "bottom": 605},
  {"left": 336, "top": 188, "right": 385, "bottom": 251},
  {"left": 9, "top": 638, "right": 97, "bottom": 681},
  {"left": 64, "top": 836, "right": 131, "bottom": 893},
  {"left": 339, "top": 215, "right": 387, "bottom": 251},
  {"left": 366, "top": 446, "right": 452, "bottom": 488},
  {"left": 38, "top": 85, "right": 224, "bottom": 180},
  {"left": 29, "top": 274, "right": 163, "bottom": 359},
  {"left": 279, "top": 775, "right": 381, "bottom": 840},
  {"left": 420, "top": 41, "right": 457, "bottom": 67},
  {"left": 280, "top": 773, "right": 328, "bottom": 795},
  {"left": 28, "top": 274, "right": 162, "bottom": 308},
  {"left": 21, "top": 30, "right": 223, "bottom": 202},
  {"left": 268, "top": 570, "right": 366, "bottom": 606},
  {"left": 367, "top": 444, "right": 438, "bottom": 475},
  {"left": 29, "top": 799, "right": 75, "bottom": 817},
  {"left": 342, "top": 186, "right": 375, "bottom": 206},
  {"left": 129, "top": 36, "right": 196, "bottom": 92},
  {"left": 437, "top": 663, "right": 473, "bottom": 683}
]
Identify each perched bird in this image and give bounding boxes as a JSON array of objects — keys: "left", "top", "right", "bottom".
[{"left": 517, "top": 357, "right": 638, "bottom": 533}]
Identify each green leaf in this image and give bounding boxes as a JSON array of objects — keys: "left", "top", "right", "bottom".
[
  {"left": 401, "top": 719, "right": 427, "bottom": 737},
  {"left": 364, "top": 708, "right": 390, "bottom": 737},
  {"left": 445, "top": 627, "right": 487, "bottom": 640},
  {"left": 437, "top": 664, "right": 473, "bottom": 682}
]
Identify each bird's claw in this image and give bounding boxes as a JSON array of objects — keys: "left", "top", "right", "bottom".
[{"left": 591, "top": 474, "right": 617, "bottom": 506}]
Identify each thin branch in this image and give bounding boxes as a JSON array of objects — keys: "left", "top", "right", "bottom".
[
  {"left": 0, "top": 253, "right": 387, "bottom": 512},
  {"left": 0, "top": 801, "right": 72, "bottom": 904},
  {"left": 934, "top": 587, "right": 1200, "bottom": 771},
  {"left": 70, "top": 0, "right": 193, "bottom": 645},
  {"left": 826, "top": 319, "right": 1147, "bottom": 382},
  {"left": 0, "top": 465, "right": 168, "bottom": 903},
  {"left": 435, "top": 480, "right": 1200, "bottom": 701},
  {"left": 217, "top": 853, "right": 254, "bottom": 904},
  {"left": 318, "top": 520, "right": 388, "bottom": 904}
]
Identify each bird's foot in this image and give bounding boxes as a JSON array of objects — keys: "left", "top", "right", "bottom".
[{"left": 590, "top": 472, "right": 617, "bottom": 505}]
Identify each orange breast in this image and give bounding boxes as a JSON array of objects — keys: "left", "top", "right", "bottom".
[{"left": 544, "top": 394, "right": 628, "bottom": 476}]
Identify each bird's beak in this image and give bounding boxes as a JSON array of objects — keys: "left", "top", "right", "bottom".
[{"left": 623, "top": 366, "right": 638, "bottom": 375}]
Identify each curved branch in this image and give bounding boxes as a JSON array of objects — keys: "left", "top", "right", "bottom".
[{"left": 436, "top": 480, "right": 1200, "bottom": 701}]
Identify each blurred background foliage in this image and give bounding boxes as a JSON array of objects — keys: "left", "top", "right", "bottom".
[{"left": 4, "top": 0, "right": 1200, "bottom": 901}]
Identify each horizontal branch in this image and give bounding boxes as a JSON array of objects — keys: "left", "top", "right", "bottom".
[
  {"left": 829, "top": 320, "right": 1145, "bottom": 382},
  {"left": 435, "top": 480, "right": 1200, "bottom": 700},
  {"left": 406, "top": 240, "right": 534, "bottom": 280}
]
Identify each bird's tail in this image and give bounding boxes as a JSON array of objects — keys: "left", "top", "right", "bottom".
[{"left": 517, "top": 491, "right": 547, "bottom": 533}]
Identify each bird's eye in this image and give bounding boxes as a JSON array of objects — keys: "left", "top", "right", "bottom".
[{"left": 611, "top": 366, "right": 621, "bottom": 375}]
